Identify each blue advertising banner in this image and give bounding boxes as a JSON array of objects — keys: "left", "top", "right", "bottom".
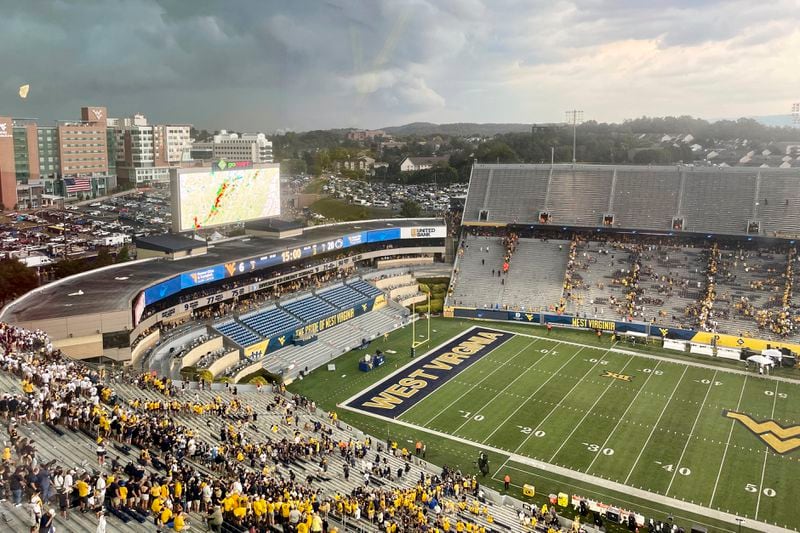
[
  {"left": 179, "top": 265, "right": 226, "bottom": 289},
  {"left": 343, "top": 231, "right": 366, "bottom": 247},
  {"left": 452, "top": 308, "right": 540, "bottom": 323},
  {"left": 345, "top": 327, "right": 512, "bottom": 418},
  {"left": 652, "top": 325, "right": 696, "bottom": 341},
  {"left": 144, "top": 276, "right": 182, "bottom": 306},
  {"left": 366, "top": 228, "right": 401, "bottom": 243}
]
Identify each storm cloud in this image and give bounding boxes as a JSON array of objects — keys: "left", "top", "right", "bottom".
[{"left": 0, "top": 0, "right": 797, "bottom": 131}]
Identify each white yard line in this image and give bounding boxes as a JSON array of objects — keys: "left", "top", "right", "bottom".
[
  {"left": 419, "top": 337, "right": 540, "bottom": 426},
  {"left": 512, "top": 342, "right": 620, "bottom": 454},
  {"left": 624, "top": 366, "right": 688, "bottom": 485},
  {"left": 709, "top": 375, "right": 749, "bottom": 507},
  {"left": 583, "top": 360, "right": 662, "bottom": 474},
  {"left": 755, "top": 380, "right": 780, "bottom": 521},
  {"left": 492, "top": 456, "right": 510, "bottom": 479},
  {"left": 336, "top": 401, "right": 793, "bottom": 533},
  {"left": 480, "top": 345, "right": 585, "bottom": 445},
  {"left": 664, "top": 370, "right": 719, "bottom": 496},
  {"left": 448, "top": 341, "right": 561, "bottom": 435},
  {"left": 548, "top": 355, "right": 636, "bottom": 463}
]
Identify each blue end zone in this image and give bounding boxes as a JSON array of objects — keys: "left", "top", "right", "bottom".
[{"left": 344, "top": 327, "right": 513, "bottom": 418}]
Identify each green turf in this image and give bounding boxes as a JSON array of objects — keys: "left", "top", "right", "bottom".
[
  {"left": 309, "top": 197, "right": 394, "bottom": 221},
  {"left": 302, "top": 177, "right": 328, "bottom": 194},
  {"left": 289, "top": 319, "right": 800, "bottom": 532}
]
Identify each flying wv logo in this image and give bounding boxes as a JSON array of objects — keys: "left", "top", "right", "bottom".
[{"left": 724, "top": 410, "right": 800, "bottom": 454}]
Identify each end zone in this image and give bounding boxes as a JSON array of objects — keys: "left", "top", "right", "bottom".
[{"left": 341, "top": 326, "right": 513, "bottom": 418}]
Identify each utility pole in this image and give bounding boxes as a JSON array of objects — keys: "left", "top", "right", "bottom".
[{"left": 565, "top": 110, "right": 584, "bottom": 165}]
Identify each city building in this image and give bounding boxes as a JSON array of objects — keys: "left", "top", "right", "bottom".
[
  {"left": 0, "top": 106, "right": 191, "bottom": 209},
  {"left": 338, "top": 155, "right": 376, "bottom": 175},
  {"left": 162, "top": 124, "right": 192, "bottom": 164},
  {"left": 111, "top": 114, "right": 192, "bottom": 186},
  {"left": 193, "top": 131, "right": 273, "bottom": 163},
  {"left": 399, "top": 155, "right": 449, "bottom": 172},
  {"left": 346, "top": 129, "right": 388, "bottom": 142},
  {"left": 57, "top": 106, "right": 109, "bottom": 176},
  {"left": 0, "top": 116, "right": 17, "bottom": 209}
]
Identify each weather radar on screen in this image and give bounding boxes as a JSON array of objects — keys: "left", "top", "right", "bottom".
[{"left": 174, "top": 163, "right": 280, "bottom": 232}]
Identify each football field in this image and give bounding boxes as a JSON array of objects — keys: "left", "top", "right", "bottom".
[{"left": 343, "top": 327, "right": 800, "bottom": 531}]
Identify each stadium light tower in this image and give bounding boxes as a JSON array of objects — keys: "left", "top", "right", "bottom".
[
  {"left": 792, "top": 102, "right": 800, "bottom": 128},
  {"left": 565, "top": 110, "right": 584, "bottom": 164}
]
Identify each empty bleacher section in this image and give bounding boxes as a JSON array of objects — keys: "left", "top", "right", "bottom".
[
  {"left": 449, "top": 236, "right": 506, "bottom": 308},
  {"left": 317, "top": 282, "right": 368, "bottom": 309},
  {"left": 462, "top": 164, "right": 800, "bottom": 236},
  {"left": 213, "top": 319, "right": 260, "bottom": 347},
  {"left": 502, "top": 239, "right": 570, "bottom": 311},
  {"left": 754, "top": 170, "right": 800, "bottom": 235},
  {"left": 612, "top": 167, "right": 682, "bottom": 230},
  {"left": 282, "top": 294, "right": 336, "bottom": 322},
  {"left": 680, "top": 169, "right": 756, "bottom": 234},
  {"left": 371, "top": 271, "right": 427, "bottom": 306},
  {"left": 239, "top": 305, "right": 299, "bottom": 338},
  {"left": 478, "top": 166, "right": 551, "bottom": 223},
  {"left": 449, "top": 236, "right": 570, "bottom": 311},
  {"left": 461, "top": 165, "right": 491, "bottom": 221},
  {"left": 545, "top": 167, "right": 613, "bottom": 225},
  {"left": 349, "top": 278, "right": 385, "bottom": 298}
]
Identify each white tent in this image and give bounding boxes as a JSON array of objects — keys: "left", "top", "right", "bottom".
[{"left": 747, "top": 355, "right": 775, "bottom": 367}]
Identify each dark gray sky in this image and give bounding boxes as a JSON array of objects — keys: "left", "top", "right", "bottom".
[{"left": 1, "top": 0, "right": 798, "bottom": 131}]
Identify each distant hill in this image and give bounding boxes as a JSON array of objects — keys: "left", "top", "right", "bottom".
[
  {"left": 381, "top": 122, "right": 534, "bottom": 137},
  {"left": 750, "top": 114, "right": 796, "bottom": 128}
]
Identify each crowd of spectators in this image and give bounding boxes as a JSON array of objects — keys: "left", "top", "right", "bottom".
[{"left": 0, "top": 321, "right": 560, "bottom": 533}]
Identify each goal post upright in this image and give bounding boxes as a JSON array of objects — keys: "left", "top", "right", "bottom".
[{"left": 412, "top": 293, "right": 431, "bottom": 353}]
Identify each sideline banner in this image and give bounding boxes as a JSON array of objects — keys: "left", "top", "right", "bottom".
[
  {"left": 345, "top": 327, "right": 512, "bottom": 418},
  {"left": 449, "top": 306, "right": 800, "bottom": 355}
]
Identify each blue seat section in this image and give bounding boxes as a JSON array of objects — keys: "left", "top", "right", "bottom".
[
  {"left": 213, "top": 320, "right": 260, "bottom": 347},
  {"left": 282, "top": 295, "right": 336, "bottom": 323},
  {"left": 349, "top": 279, "right": 383, "bottom": 298},
  {"left": 240, "top": 307, "right": 301, "bottom": 339},
  {"left": 317, "top": 284, "right": 369, "bottom": 309}
]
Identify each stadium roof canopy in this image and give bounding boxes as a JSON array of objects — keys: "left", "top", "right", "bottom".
[
  {"left": 2, "top": 218, "right": 442, "bottom": 323},
  {"left": 134, "top": 234, "right": 204, "bottom": 253}
]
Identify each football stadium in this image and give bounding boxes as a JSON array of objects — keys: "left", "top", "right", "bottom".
[{"left": 2, "top": 163, "right": 800, "bottom": 533}]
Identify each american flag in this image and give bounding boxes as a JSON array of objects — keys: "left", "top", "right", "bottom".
[{"left": 64, "top": 177, "right": 91, "bottom": 193}]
